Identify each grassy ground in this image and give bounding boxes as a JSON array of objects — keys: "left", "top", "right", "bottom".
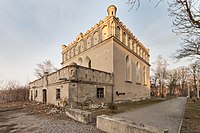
[
  {"left": 0, "top": 96, "right": 175, "bottom": 121},
  {"left": 181, "top": 98, "right": 200, "bottom": 133},
  {"left": 91, "top": 96, "right": 175, "bottom": 117}
]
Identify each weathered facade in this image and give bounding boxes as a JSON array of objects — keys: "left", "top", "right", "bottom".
[{"left": 29, "top": 5, "right": 151, "bottom": 107}]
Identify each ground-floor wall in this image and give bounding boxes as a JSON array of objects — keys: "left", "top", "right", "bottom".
[
  {"left": 29, "top": 83, "right": 69, "bottom": 106},
  {"left": 29, "top": 82, "right": 112, "bottom": 107},
  {"left": 70, "top": 82, "right": 112, "bottom": 106}
]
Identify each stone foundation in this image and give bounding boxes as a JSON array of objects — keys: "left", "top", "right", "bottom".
[{"left": 97, "top": 115, "right": 168, "bottom": 133}]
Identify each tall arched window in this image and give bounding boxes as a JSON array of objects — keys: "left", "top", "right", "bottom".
[
  {"left": 136, "top": 62, "right": 140, "bottom": 83},
  {"left": 102, "top": 25, "right": 108, "bottom": 41},
  {"left": 85, "top": 56, "right": 91, "bottom": 68},
  {"left": 143, "top": 66, "right": 146, "bottom": 85},
  {"left": 125, "top": 55, "right": 132, "bottom": 82},
  {"left": 88, "top": 60, "right": 91, "bottom": 68}
]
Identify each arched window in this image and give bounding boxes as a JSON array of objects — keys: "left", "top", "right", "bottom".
[
  {"left": 143, "top": 66, "right": 146, "bottom": 85},
  {"left": 102, "top": 25, "right": 108, "bottom": 41},
  {"left": 71, "top": 47, "right": 74, "bottom": 57},
  {"left": 93, "top": 31, "right": 99, "bottom": 45},
  {"left": 136, "top": 62, "right": 140, "bottom": 83},
  {"left": 88, "top": 60, "right": 91, "bottom": 68},
  {"left": 125, "top": 55, "right": 132, "bottom": 82},
  {"left": 78, "top": 57, "right": 83, "bottom": 65},
  {"left": 75, "top": 44, "right": 79, "bottom": 55},
  {"left": 87, "top": 37, "right": 92, "bottom": 49},
  {"left": 116, "top": 26, "right": 120, "bottom": 40},
  {"left": 80, "top": 41, "right": 85, "bottom": 52},
  {"left": 67, "top": 50, "right": 70, "bottom": 59},
  {"left": 85, "top": 56, "right": 91, "bottom": 68},
  {"left": 111, "top": 21, "right": 114, "bottom": 36},
  {"left": 122, "top": 32, "right": 126, "bottom": 45}
]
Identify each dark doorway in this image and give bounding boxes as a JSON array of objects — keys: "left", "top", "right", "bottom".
[{"left": 43, "top": 89, "right": 47, "bottom": 103}]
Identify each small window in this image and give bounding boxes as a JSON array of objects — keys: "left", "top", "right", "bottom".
[
  {"left": 97, "top": 88, "right": 104, "bottom": 98},
  {"left": 35, "top": 90, "right": 38, "bottom": 98},
  {"left": 31, "top": 90, "right": 33, "bottom": 101},
  {"left": 88, "top": 60, "right": 91, "bottom": 68},
  {"left": 56, "top": 89, "right": 60, "bottom": 100}
]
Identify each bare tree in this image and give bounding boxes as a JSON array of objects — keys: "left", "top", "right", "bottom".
[
  {"left": 174, "top": 37, "right": 200, "bottom": 60},
  {"left": 167, "top": 69, "right": 180, "bottom": 95},
  {"left": 169, "top": 0, "right": 200, "bottom": 60},
  {"left": 0, "top": 80, "right": 29, "bottom": 103},
  {"left": 126, "top": 0, "right": 163, "bottom": 10},
  {"left": 169, "top": 0, "right": 200, "bottom": 37},
  {"left": 34, "top": 59, "right": 57, "bottom": 78},
  {"left": 127, "top": 0, "right": 200, "bottom": 35},
  {"left": 177, "top": 66, "right": 189, "bottom": 96},
  {"left": 188, "top": 60, "right": 200, "bottom": 97},
  {"left": 152, "top": 55, "right": 168, "bottom": 97},
  {"left": 126, "top": 0, "right": 200, "bottom": 59}
]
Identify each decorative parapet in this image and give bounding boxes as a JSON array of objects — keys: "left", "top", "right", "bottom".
[
  {"left": 29, "top": 64, "right": 113, "bottom": 89},
  {"left": 61, "top": 5, "right": 150, "bottom": 65}
]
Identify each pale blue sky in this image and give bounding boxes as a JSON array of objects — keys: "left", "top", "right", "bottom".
[{"left": 0, "top": 0, "right": 186, "bottom": 85}]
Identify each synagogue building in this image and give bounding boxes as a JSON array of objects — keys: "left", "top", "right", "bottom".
[{"left": 29, "top": 5, "right": 150, "bottom": 107}]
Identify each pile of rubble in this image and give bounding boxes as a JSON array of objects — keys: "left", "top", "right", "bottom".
[{"left": 23, "top": 102, "right": 67, "bottom": 115}]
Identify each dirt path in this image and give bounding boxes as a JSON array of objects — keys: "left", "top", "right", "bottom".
[
  {"left": 0, "top": 109, "right": 103, "bottom": 133},
  {"left": 113, "top": 97, "right": 187, "bottom": 133}
]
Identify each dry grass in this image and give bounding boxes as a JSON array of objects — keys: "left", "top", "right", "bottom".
[
  {"left": 181, "top": 98, "right": 200, "bottom": 133},
  {"left": 91, "top": 96, "right": 175, "bottom": 117},
  {"left": 0, "top": 97, "right": 175, "bottom": 121}
]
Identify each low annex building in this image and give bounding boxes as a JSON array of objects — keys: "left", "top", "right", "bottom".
[{"left": 29, "top": 5, "right": 151, "bottom": 107}]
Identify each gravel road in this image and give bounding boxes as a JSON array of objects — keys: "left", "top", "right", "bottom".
[
  {"left": 0, "top": 110, "right": 103, "bottom": 133},
  {"left": 113, "top": 97, "right": 187, "bottom": 133}
]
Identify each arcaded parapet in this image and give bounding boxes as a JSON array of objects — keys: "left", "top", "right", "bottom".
[{"left": 61, "top": 5, "right": 150, "bottom": 66}]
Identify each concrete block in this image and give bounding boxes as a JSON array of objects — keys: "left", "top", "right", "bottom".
[
  {"left": 66, "top": 108, "right": 94, "bottom": 124},
  {"left": 97, "top": 115, "right": 168, "bottom": 133}
]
